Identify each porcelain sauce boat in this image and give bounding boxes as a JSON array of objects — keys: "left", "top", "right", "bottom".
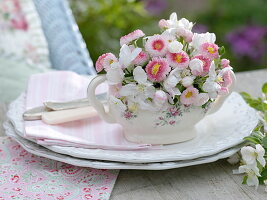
[{"left": 88, "top": 74, "right": 236, "bottom": 145}]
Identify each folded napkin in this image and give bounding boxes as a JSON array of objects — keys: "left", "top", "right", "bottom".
[
  {"left": 0, "top": 137, "right": 119, "bottom": 200},
  {"left": 24, "top": 71, "right": 151, "bottom": 150}
]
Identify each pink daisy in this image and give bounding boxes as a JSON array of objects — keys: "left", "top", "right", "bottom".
[
  {"left": 95, "top": 53, "right": 108, "bottom": 72},
  {"left": 221, "top": 58, "right": 230, "bottom": 68},
  {"left": 193, "top": 55, "right": 211, "bottom": 75},
  {"left": 199, "top": 42, "right": 219, "bottom": 59},
  {"left": 109, "top": 83, "right": 122, "bottom": 97},
  {"left": 133, "top": 51, "right": 149, "bottom": 66},
  {"left": 102, "top": 53, "right": 118, "bottom": 71},
  {"left": 145, "top": 35, "right": 168, "bottom": 57},
  {"left": 180, "top": 86, "right": 199, "bottom": 105},
  {"left": 120, "top": 29, "right": 145, "bottom": 46},
  {"left": 145, "top": 57, "right": 171, "bottom": 82},
  {"left": 166, "top": 51, "right": 189, "bottom": 69}
]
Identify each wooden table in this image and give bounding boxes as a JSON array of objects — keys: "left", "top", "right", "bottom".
[{"left": 1, "top": 69, "right": 267, "bottom": 200}]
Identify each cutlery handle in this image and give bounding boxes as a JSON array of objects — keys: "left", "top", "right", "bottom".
[{"left": 42, "top": 106, "right": 101, "bottom": 125}]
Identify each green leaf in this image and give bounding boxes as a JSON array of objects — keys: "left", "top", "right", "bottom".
[
  {"left": 240, "top": 92, "right": 252, "bottom": 101},
  {"left": 262, "top": 137, "right": 267, "bottom": 148},
  {"left": 244, "top": 136, "right": 261, "bottom": 144},
  {"left": 219, "top": 46, "right": 225, "bottom": 55},
  {"left": 261, "top": 168, "right": 267, "bottom": 179},
  {"left": 242, "top": 176, "right": 248, "bottom": 184},
  {"left": 262, "top": 83, "right": 267, "bottom": 94}
]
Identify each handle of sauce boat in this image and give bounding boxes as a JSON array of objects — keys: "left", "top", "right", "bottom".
[
  {"left": 87, "top": 75, "right": 116, "bottom": 123},
  {"left": 207, "top": 71, "right": 236, "bottom": 115}
]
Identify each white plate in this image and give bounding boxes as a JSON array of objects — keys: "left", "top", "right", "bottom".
[
  {"left": 7, "top": 92, "right": 258, "bottom": 163},
  {"left": 4, "top": 121, "right": 242, "bottom": 170}
]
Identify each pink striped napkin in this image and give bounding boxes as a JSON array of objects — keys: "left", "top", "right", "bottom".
[
  {"left": 24, "top": 71, "right": 151, "bottom": 150},
  {"left": 0, "top": 136, "right": 119, "bottom": 200}
]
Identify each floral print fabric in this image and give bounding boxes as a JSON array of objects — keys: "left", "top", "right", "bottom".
[
  {"left": 0, "top": 0, "right": 50, "bottom": 68},
  {"left": 0, "top": 137, "right": 119, "bottom": 200}
]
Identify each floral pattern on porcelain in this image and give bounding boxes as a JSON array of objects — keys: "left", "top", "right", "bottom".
[
  {"left": 121, "top": 103, "right": 211, "bottom": 127},
  {"left": 0, "top": 137, "right": 118, "bottom": 200}
]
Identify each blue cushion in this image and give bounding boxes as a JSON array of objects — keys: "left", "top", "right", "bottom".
[{"left": 33, "top": 0, "right": 96, "bottom": 75}]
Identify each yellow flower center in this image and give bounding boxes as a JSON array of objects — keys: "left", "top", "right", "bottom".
[
  {"left": 185, "top": 91, "right": 193, "bottom": 98},
  {"left": 137, "top": 84, "right": 145, "bottom": 92},
  {"left": 154, "top": 43, "right": 162, "bottom": 50},
  {"left": 109, "top": 60, "right": 114, "bottom": 65},
  {"left": 175, "top": 54, "right": 183, "bottom": 63},
  {"left": 129, "top": 103, "right": 138, "bottom": 112},
  {"left": 216, "top": 75, "right": 223, "bottom": 82},
  {"left": 207, "top": 46, "right": 215, "bottom": 54},
  {"left": 152, "top": 63, "right": 161, "bottom": 75}
]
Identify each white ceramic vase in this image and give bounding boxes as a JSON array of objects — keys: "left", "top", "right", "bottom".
[{"left": 88, "top": 74, "right": 236, "bottom": 145}]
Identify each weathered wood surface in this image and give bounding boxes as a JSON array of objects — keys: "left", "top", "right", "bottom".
[
  {"left": 111, "top": 69, "right": 267, "bottom": 200},
  {"left": 0, "top": 69, "right": 266, "bottom": 200}
]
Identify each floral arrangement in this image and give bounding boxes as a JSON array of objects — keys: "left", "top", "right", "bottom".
[
  {"left": 232, "top": 83, "right": 267, "bottom": 190},
  {"left": 95, "top": 13, "right": 234, "bottom": 115}
]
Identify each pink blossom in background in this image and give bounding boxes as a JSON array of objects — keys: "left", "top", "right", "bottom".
[{"left": 226, "top": 25, "right": 267, "bottom": 61}]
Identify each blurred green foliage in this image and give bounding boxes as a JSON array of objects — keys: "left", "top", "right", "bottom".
[
  {"left": 70, "top": 0, "right": 157, "bottom": 63},
  {"left": 193, "top": 0, "right": 267, "bottom": 71},
  {"left": 71, "top": 0, "right": 267, "bottom": 72}
]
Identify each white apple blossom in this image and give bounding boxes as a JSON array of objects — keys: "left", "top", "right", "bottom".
[
  {"left": 119, "top": 44, "right": 142, "bottom": 68},
  {"left": 119, "top": 66, "right": 155, "bottom": 111},
  {"left": 181, "top": 76, "right": 195, "bottom": 87},
  {"left": 106, "top": 62, "right": 125, "bottom": 85},
  {"left": 165, "top": 13, "right": 193, "bottom": 31},
  {"left": 163, "top": 68, "right": 181, "bottom": 99},
  {"left": 189, "top": 58, "right": 204, "bottom": 76},
  {"left": 154, "top": 90, "right": 168, "bottom": 110},
  {"left": 202, "top": 61, "right": 221, "bottom": 98},
  {"left": 193, "top": 93, "right": 209, "bottom": 106},
  {"left": 178, "top": 18, "right": 194, "bottom": 31},
  {"left": 191, "top": 32, "right": 216, "bottom": 50},
  {"left": 166, "top": 12, "right": 179, "bottom": 29},
  {"left": 241, "top": 144, "right": 266, "bottom": 167},
  {"left": 227, "top": 153, "right": 241, "bottom": 165},
  {"left": 168, "top": 40, "right": 183, "bottom": 53},
  {"left": 109, "top": 96, "right": 127, "bottom": 112},
  {"left": 237, "top": 164, "right": 261, "bottom": 189}
]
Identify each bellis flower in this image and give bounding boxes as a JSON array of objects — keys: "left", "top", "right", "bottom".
[
  {"left": 180, "top": 86, "right": 199, "bottom": 105},
  {"left": 145, "top": 57, "right": 171, "bottom": 82},
  {"left": 95, "top": 12, "right": 235, "bottom": 113},
  {"left": 120, "top": 29, "right": 145, "bottom": 46},
  {"left": 166, "top": 51, "right": 189, "bottom": 69},
  {"left": 145, "top": 34, "right": 168, "bottom": 57}
]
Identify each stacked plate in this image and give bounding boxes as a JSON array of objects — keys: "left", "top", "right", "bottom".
[{"left": 4, "top": 92, "right": 258, "bottom": 170}]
